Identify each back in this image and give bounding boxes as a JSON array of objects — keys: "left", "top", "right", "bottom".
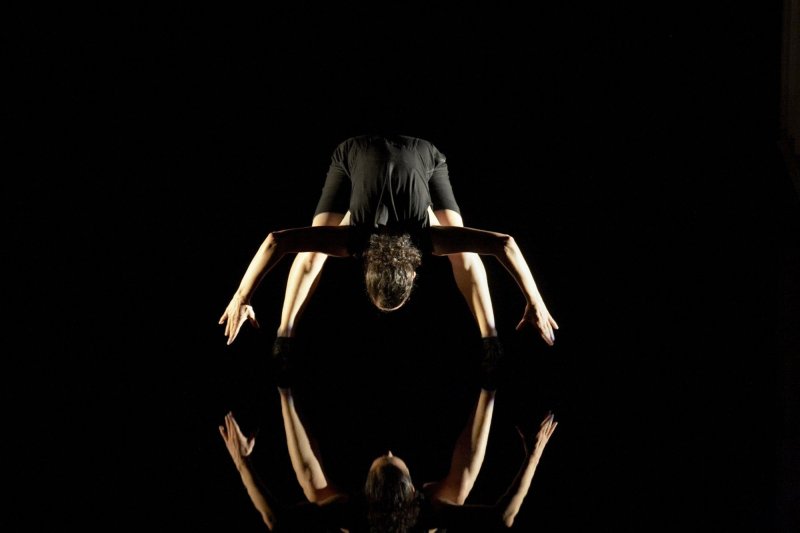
[{"left": 314, "top": 135, "right": 458, "bottom": 231}]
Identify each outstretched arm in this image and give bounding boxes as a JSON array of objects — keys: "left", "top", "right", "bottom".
[
  {"left": 277, "top": 211, "right": 350, "bottom": 337},
  {"left": 426, "top": 388, "right": 496, "bottom": 505},
  {"left": 430, "top": 208, "right": 497, "bottom": 338},
  {"left": 219, "top": 225, "right": 352, "bottom": 345},
  {"left": 219, "top": 412, "right": 279, "bottom": 530},
  {"left": 278, "top": 386, "right": 344, "bottom": 503},
  {"left": 497, "top": 412, "right": 558, "bottom": 527},
  {"left": 430, "top": 411, "right": 558, "bottom": 530},
  {"left": 429, "top": 225, "right": 559, "bottom": 346}
]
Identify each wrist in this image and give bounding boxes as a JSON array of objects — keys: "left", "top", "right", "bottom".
[
  {"left": 234, "top": 287, "right": 253, "bottom": 302},
  {"left": 235, "top": 456, "right": 251, "bottom": 472}
]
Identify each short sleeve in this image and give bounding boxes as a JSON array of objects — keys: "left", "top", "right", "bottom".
[
  {"left": 279, "top": 499, "right": 350, "bottom": 532},
  {"left": 314, "top": 141, "right": 352, "bottom": 216},
  {"left": 427, "top": 144, "right": 460, "bottom": 214},
  {"left": 427, "top": 502, "right": 504, "bottom": 530}
]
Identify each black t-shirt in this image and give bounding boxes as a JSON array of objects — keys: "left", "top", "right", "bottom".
[
  {"left": 314, "top": 135, "right": 461, "bottom": 233},
  {"left": 278, "top": 493, "right": 441, "bottom": 532},
  {"left": 277, "top": 492, "right": 502, "bottom": 532}
]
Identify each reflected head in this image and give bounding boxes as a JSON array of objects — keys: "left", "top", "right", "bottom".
[{"left": 364, "top": 453, "right": 419, "bottom": 533}]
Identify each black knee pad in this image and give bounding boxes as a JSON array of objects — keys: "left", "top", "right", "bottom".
[
  {"left": 271, "top": 336, "right": 296, "bottom": 389},
  {"left": 479, "top": 336, "right": 505, "bottom": 391}
]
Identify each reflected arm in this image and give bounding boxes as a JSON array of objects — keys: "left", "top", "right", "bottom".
[{"left": 219, "top": 412, "right": 280, "bottom": 529}]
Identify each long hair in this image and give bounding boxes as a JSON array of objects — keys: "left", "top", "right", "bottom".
[
  {"left": 362, "top": 233, "right": 422, "bottom": 311},
  {"left": 364, "top": 462, "right": 421, "bottom": 533}
]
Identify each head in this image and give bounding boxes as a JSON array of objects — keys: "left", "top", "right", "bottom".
[
  {"left": 364, "top": 452, "right": 420, "bottom": 533},
  {"left": 363, "top": 233, "right": 422, "bottom": 312}
]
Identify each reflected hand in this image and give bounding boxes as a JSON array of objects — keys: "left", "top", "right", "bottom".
[
  {"left": 219, "top": 412, "right": 256, "bottom": 470},
  {"left": 516, "top": 411, "right": 558, "bottom": 458},
  {"left": 219, "top": 294, "right": 260, "bottom": 345},
  {"left": 516, "top": 303, "right": 559, "bottom": 346}
]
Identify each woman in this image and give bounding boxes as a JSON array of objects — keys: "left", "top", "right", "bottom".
[
  {"left": 220, "top": 135, "right": 559, "bottom": 349},
  {"left": 219, "top": 382, "right": 558, "bottom": 531}
]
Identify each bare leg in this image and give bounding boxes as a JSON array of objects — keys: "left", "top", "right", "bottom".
[
  {"left": 430, "top": 208, "right": 498, "bottom": 338},
  {"left": 278, "top": 387, "right": 341, "bottom": 502},
  {"left": 277, "top": 211, "right": 350, "bottom": 337}
]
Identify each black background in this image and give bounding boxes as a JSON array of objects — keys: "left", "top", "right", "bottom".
[{"left": 8, "top": 3, "right": 799, "bottom": 532}]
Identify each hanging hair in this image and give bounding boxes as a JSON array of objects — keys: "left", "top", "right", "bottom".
[
  {"left": 364, "top": 462, "right": 421, "bottom": 533},
  {"left": 363, "top": 233, "right": 422, "bottom": 311}
]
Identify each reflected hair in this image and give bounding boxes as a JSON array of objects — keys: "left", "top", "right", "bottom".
[
  {"left": 364, "top": 462, "right": 420, "bottom": 533},
  {"left": 363, "top": 233, "right": 422, "bottom": 311}
]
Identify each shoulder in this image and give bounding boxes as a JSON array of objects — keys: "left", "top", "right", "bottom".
[
  {"left": 406, "top": 136, "right": 446, "bottom": 163},
  {"left": 397, "top": 135, "right": 430, "bottom": 150},
  {"left": 333, "top": 136, "right": 358, "bottom": 151},
  {"left": 329, "top": 136, "right": 368, "bottom": 165},
  {"left": 333, "top": 135, "right": 376, "bottom": 155}
]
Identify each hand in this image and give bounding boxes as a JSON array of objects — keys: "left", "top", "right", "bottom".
[
  {"left": 219, "top": 294, "right": 260, "bottom": 345},
  {"left": 516, "top": 411, "right": 558, "bottom": 458},
  {"left": 219, "top": 412, "right": 256, "bottom": 470},
  {"left": 516, "top": 303, "right": 559, "bottom": 346}
]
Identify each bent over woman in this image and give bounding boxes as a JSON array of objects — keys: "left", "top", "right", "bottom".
[{"left": 220, "top": 135, "right": 559, "bottom": 350}]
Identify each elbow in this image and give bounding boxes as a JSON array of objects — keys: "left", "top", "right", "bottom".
[
  {"left": 453, "top": 475, "right": 478, "bottom": 505},
  {"left": 484, "top": 506, "right": 514, "bottom": 529},
  {"left": 301, "top": 484, "right": 321, "bottom": 504},
  {"left": 496, "top": 497, "right": 519, "bottom": 528},
  {"left": 262, "top": 510, "right": 277, "bottom": 531},
  {"left": 501, "top": 234, "right": 516, "bottom": 253},
  {"left": 264, "top": 231, "right": 279, "bottom": 250},
  {"left": 494, "top": 234, "right": 516, "bottom": 257}
]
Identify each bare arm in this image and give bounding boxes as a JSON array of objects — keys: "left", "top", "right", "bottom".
[
  {"left": 430, "top": 208, "right": 497, "bottom": 338},
  {"left": 429, "top": 412, "right": 558, "bottom": 530},
  {"left": 429, "top": 225, "right": 559, "bottom": 346},
  {"left": 497, "top": 412, "right": 558, "bottom": 527},
  {"left": 277, "top": 211, "right": 350, "bottom": 337},
  {"left": 427, "top": 388, "right": 496, "bottom": 505},
  {"left": 219, "top": 412, "right": 279, "bottom": 530},
  {"left": 219, "top": 225, "right": 352, "bottom": 345},
  {"left": 278, "top": 387, "right": 343, "bottom": 503}
]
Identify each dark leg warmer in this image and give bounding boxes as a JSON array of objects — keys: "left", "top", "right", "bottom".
[
  {"left": 479, "top": 336, "right": 505, "bottom": 391},
  {"left": 271, "top": 336, "right": 295, "bottom": 389}
]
